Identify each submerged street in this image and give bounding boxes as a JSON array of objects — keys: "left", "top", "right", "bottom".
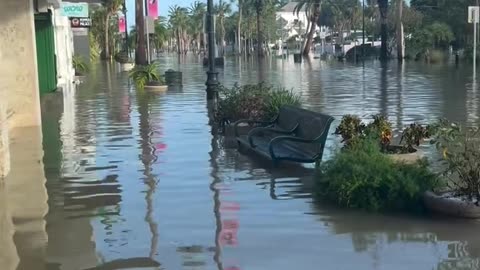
[{"left": 3, "top": 55, "right": 480, "bottom": 270}]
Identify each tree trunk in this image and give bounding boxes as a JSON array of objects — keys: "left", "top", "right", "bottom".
[
  {"left": 378, "top": 0, "right": 389, "bottom": 61},
  {"left": 237, "top": 0, "right": 242, "bottom": 55},
  {"left": 135, "top": 0, "right": 147, "bottom": 65},
  {"left": 197, "top": 34, "right": 201, "bottom": 54},
  {"left": 221, "top": 17, "right": 226, "bottom": 56},
  {"left": 256, "top": 1, "right": 265, "bottom": 57},
  {"left": 176, "top": 29, "right": 181, "bottom": 54},
  {"left": 396, "top": 0, "right": 404, "bottom": 61},
  {"left": 104, "top": 13, "right": 111, "bottom": 60},
  {"left": 303, "top": 5, "right": 320, "bottom": 56}
]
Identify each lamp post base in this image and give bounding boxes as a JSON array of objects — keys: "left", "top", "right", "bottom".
[{"left": 206, "top": 71, "right": 219, "bottom": 100}]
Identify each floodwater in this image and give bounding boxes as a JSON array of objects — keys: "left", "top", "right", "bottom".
[{"left": 3, "top": 55, "right": 480, "bottom": 270}]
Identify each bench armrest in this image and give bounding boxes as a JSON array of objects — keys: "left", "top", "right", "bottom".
[
  {"left": 233, "top": 119, "right": 274, "bottom": 137},
  {"left": 268, "top": 136, "right": 317, "bottom": 159}
]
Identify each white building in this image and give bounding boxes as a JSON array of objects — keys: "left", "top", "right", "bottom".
[
  {"left": 276, "top": 2, "right": 318, "bottom": 40},
  {"left": 53, "top": 8, "right": 76, "bottom": 88}
]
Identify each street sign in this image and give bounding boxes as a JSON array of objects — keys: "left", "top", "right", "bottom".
[
  {"left": 468, "top": 6, "right": 479, "bottom": 23},
  {"left": 70, "top": 17, "right": 92, "bottom": 28},
  {"left": 61, "top": 2, "right": 89, "bottom": 18},
  {"left": 144, "top": 17, "right": 155, "bottom": 34}
]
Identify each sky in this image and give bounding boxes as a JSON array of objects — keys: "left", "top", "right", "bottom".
[{"left": 126, "top": 0, "right": 196, "bottom": 30}]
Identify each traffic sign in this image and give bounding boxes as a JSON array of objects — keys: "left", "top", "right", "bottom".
[{"left": 468, "top": 6, "right": 479, "bottom": 23}]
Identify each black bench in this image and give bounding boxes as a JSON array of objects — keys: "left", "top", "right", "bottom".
[{"left": 235, "top": 106, "right": 334, "bottom": 165}]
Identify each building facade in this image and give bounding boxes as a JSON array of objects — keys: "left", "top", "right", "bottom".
[{"left": 0, "top": 0, "right": 75, "bottom": 178}]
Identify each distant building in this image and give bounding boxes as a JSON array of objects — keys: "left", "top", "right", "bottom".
[{"left": 276, "top": 2, "right": 322, "bottom": 41}]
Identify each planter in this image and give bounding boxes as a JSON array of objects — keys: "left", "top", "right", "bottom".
[
  {"left": 293, "top": 53, "right": 302, "bottom": 63},
  {"left": 386, "top": 145, "right": 424, "bottom": 164},
  {"left": 120, "top": 62, "right": 134, "bottom": 71},
  {"left": 164, "top": 69, "right": 182, "bottom": 85},
  {"left": 144, "top": 81, "right": 168, "bottom": 92},
  {"left": 424, "top": 191, "right": 480, "bottom": 218}
]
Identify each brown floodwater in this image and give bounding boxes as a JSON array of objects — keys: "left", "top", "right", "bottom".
[{"left": 2, "top": 55, "right": 480, "bottom": 270}]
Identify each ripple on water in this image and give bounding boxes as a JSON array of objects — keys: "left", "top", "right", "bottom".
[{"left": 29, "top": 56, "right": 480, "bottom": 270}]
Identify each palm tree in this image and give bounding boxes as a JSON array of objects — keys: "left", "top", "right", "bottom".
[
  {"left": 101, "top": 0, "right": 122, "bottom": 59},
  {"left": 248, "top": 0, "right": 267, "bottom": 57},
  {"left": 294, "top": 0, "right": 322, "bottom": 56},
  {"left": 136, "top": 0, "right": 147, "bottom": 65},
  {"left": 236, "top": 0, "right": 243, "bottom": 55},
  {"left": 169, "top": 5, "right": 190, "bottom": 54},
  {"left": 215, "top": 0, "right": 232, "bottom": 56},
  {"left": 128, "top": 26, "right": 137, "bottom": 52},
  {"left": 378, "top": 0, "right": 389, "bottom": 60},
  {"left": 153, "top": 17, "right": 169, "bottom": 53},
  {"left": 242, "top": 3, "right": 257, "bottom": 55},
  {"left": 189, "top": 1, "right": 207, "bottom": 54}
]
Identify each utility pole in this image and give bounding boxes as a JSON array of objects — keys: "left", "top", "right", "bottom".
[
  {"left": 206, "top": 0, "right": 218, "bottom": 100},
  {"left": 362, "top": 0, "right": 365, "bottom": 60},
  {"left": 469, "top": 6, "right": 479, "bottom": 73}
]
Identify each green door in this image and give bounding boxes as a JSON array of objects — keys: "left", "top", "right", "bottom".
[{"left": 35, "top": 12, "right": 57, "bottom": 93}]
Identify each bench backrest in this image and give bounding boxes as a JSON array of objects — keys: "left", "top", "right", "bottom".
[
  {"left": 280, "top": 106, "right": 334, "bottom": 158},
  {"left": 276, "top": 106, "right": 303, "bottom": 131}
]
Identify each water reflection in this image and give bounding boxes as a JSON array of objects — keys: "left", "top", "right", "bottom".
[
  {"left": 4, "top": 125, "right": 48, "bottom": 270},
  {"left": 136, "top": 91, "right": 160, "bottom": 260},
  {"left": 5, "top": 55, "right": 480, "bottom": 269}
]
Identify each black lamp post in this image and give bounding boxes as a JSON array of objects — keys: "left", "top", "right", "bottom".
[
  {"left": 123, "top": 0, "right": 129, "bottom": 55},
  {"left": 206, "top": 0, "right": 218, "bottom": 100}
]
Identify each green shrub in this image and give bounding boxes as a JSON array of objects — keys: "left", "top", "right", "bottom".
[
  {"left": 316, "top": 139, "right": 441, "bottom": 213},
  {"left": 128, "top": 63, "right": 164, "bottom": 89},
  {"left": 430, "top": 119, "right": 480, "bottom": 202},
  {"left": 216, "top": 83, "right": 301, "bottom": 123},
  {"left": 264, "top": 88, "right": 301, "bottom": 120},
  {"left": 73, "top": 55, "right": 89, "bottom": 75}
]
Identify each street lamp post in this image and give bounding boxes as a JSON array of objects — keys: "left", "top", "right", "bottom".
[{"left": 206, "top": 0, "right": 218, "bottom": 100}]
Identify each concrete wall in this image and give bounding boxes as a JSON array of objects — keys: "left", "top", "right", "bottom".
[
  {"left": 0, "top": 100, "right": 9, "bottom": 178},
  {"left": 0, "top": 0, "right": 42, "bottom": 129},
  {"left": 0, "top": 0, "right": 43, "bottom": 178},
  {"left": 52, "top": 8, "right": 75, "bottom": 87}
]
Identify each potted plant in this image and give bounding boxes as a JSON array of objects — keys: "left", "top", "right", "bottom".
[
  {"left": 73, "top": 55, "right": 89, "bottom": 77},
  {"left": 400, "top": 123, "right": 432, "bottom": 151},
  {"left": 424, "top": 120, "right": 480, "bottom": 218},
  {"left": 115, "top": 51, "right": 134, "bottom": 71},
  {"left": 334, "top": 115, "right": 366, "bottom": 148},
  {"left": 365, "top": 114, "right": 393, "bottom": 152},
  {"left": 128, "top": 63, "right": 167, "bottom": 91},
  {"left": 334, "top": 114, "right": 429, "bottom": 163},
  {"left": 215, "top": 83, "right": 301, "bottom": 136}
]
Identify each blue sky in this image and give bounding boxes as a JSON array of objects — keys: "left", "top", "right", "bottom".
[{"left": 126, "top": 0, "right": 196, "bottom": 30}]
